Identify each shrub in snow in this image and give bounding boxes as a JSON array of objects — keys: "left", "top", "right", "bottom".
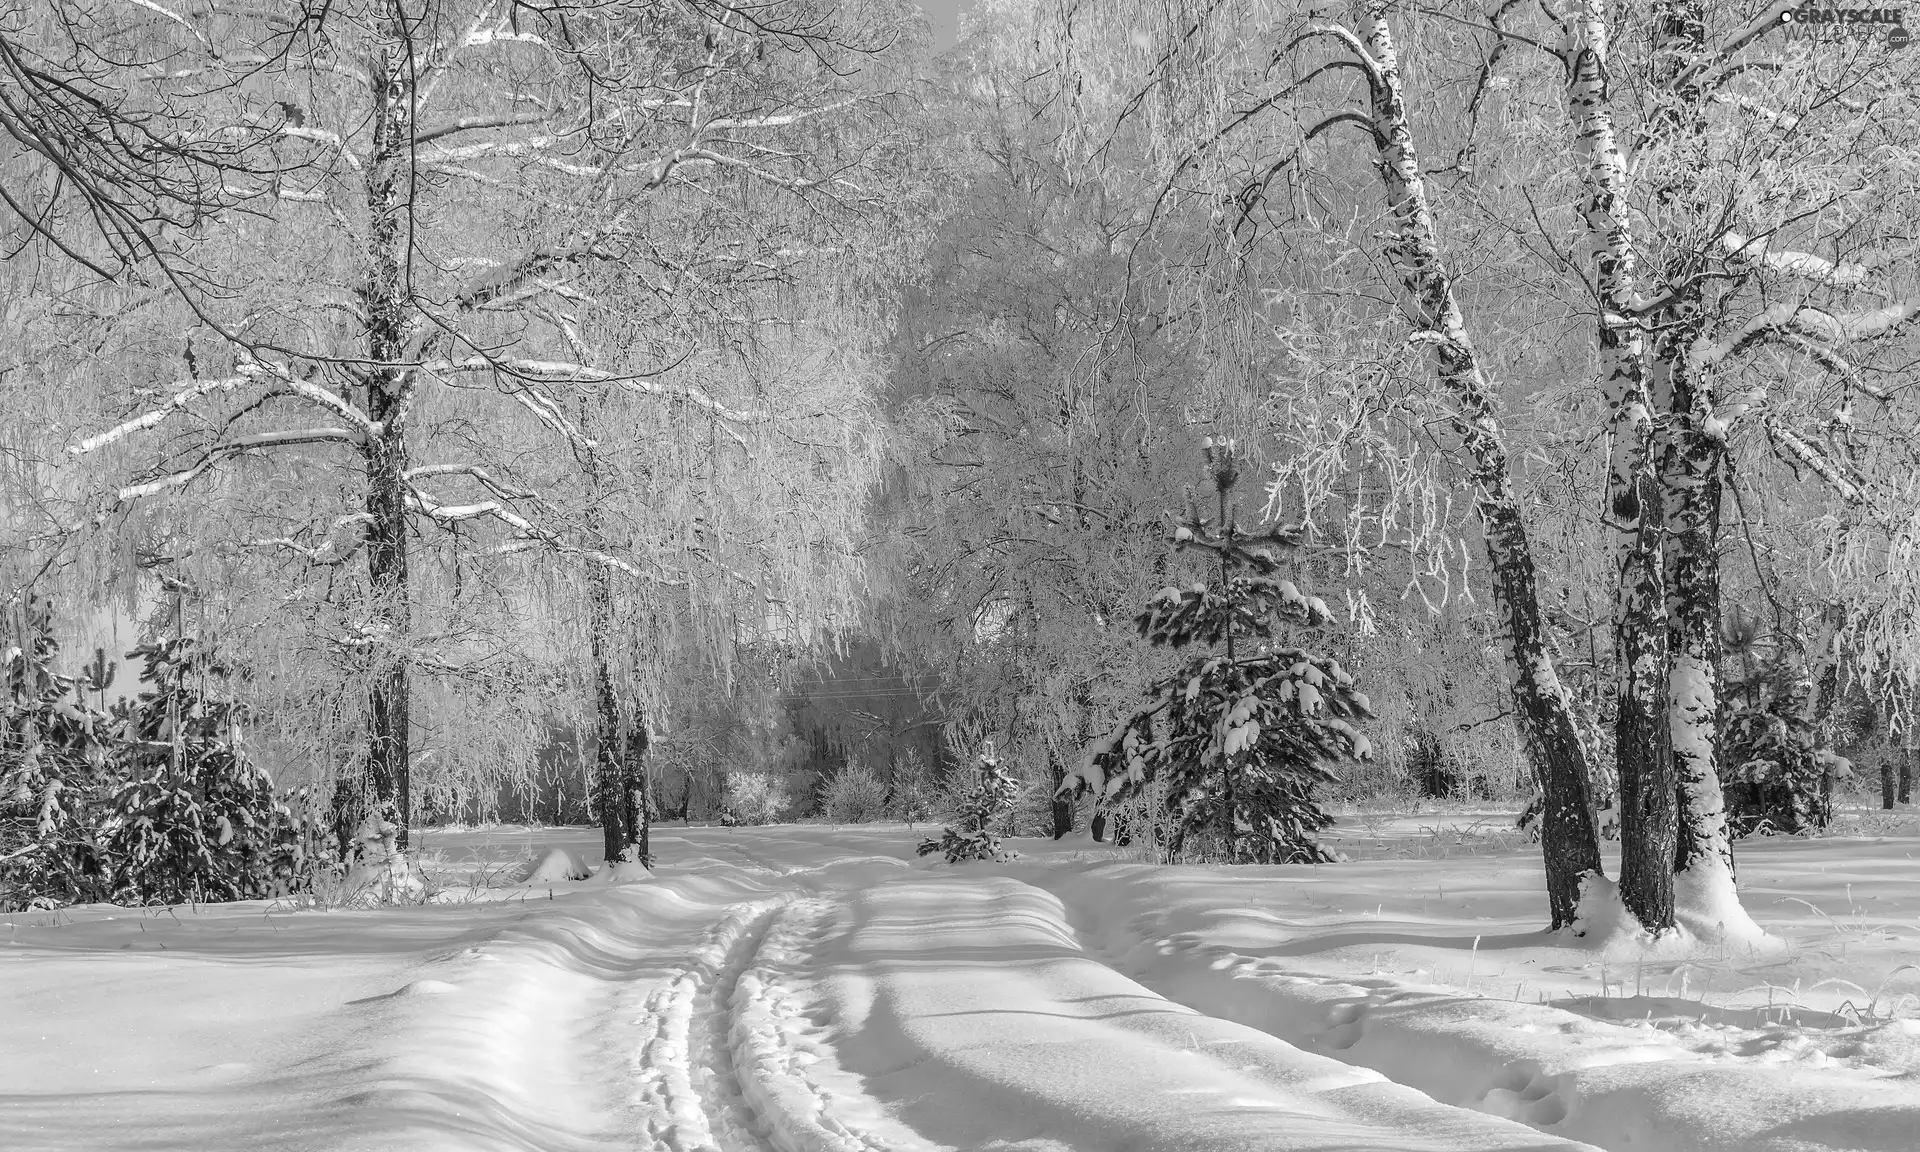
[
  {"left": 1723, "top": 695, "right": 1849, "bottom": 836},
  {"left": 819, "top": 758, "right": 889, "bottom": 823},
  {"left": 918, "top": 742, "right": 1020, "bottom": 863},
  {"left": 720, "top": 770, "right": 788, "bottom": 826},
  {"left": 1059, "top": 440, "right": 1373, "bottom": 865}
]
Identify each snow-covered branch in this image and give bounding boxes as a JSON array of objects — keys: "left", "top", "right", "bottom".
[
  {"left": 69, "top": 374, "right": 252, "bottom": 455},
  {"left": 116, "top": 427, "right": 362, "bottom": 502},
  {"left": 1721, "top": 231, "right": 1873, "bottom": 288},
  {"left": 409, "top": 487, "right": 645, "bottom": 578},
  {"left": 1764, "top": 419, "right": 1867, "bottom": 507},
  {"left": 415, "top": 112, "right": 547, "bottom": 146},
  {"left": 424, "top": 356, "right": 770, "bottom": 426},
  {"left": 1694, "top": 296, "right": 1920, "bottom": 369},
  {"left": 245, "top": 512, "right": 374, "bottom": 565}
]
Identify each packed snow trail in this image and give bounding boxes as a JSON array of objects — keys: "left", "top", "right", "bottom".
[{"left": 784, "top": 871, "right": 1598, "bottom": 1152}]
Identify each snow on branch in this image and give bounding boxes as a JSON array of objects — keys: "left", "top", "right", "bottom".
[
  {"left": 704, "top": 96, "right": 864, "bottom": 131},
  {"left": 415, "top": 112, "right": 546, "bottom": 146},
  {"left": 1694, "top": 296, "right": 1920, "bottom": 369},
  {"left": 1721, "top": 231, "right": 1873, "bottom": 288},
  {"left": 404, "top": 463, "right": 537, "bottom": 501},
  {"left": 115, "top": 427, "right": 363, "bottom": 502},
  {"left": 245, "top": 512, "right": 374, "bottom": 565},
  {"left": 69, "top": 373, "right": 253, "bottom": 455},
  {"left": 416, "top": 135, "right": 560, "bottom": 164},
  {"left": 410, "top": 486, "right": 648, "bottom": 579},
  {"left": 1764, "top": 418, "right": 1868, "bottom": 507},
  {"left": 424, "top": 356, "right": 770, "bottom": 426},
  {"left": 72, "top": 363, "right": 371, "bottom": 459}
]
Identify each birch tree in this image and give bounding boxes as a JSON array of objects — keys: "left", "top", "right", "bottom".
[
  {"left": 1290, "top": 1, "right": 1608, "bottom": 928},
  {"left": 20, "top": 0, "right": 918, "bottom": 877}
]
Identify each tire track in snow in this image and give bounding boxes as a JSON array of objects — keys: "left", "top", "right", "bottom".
[
  {"left": 632, "top": 896, "right": 791, "bottom": 1152},
  {"left": 729, "top": 898, "right": 941, "bottom": 1152},
  {"left": 632, "top": 893, "right": 931, "bottom": 1152}
]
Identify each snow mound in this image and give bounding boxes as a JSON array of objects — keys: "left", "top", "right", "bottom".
[
  {"left": 1570, "top": 871, "right": 1782, "bottom": 960},
  {"left": 595, "top": 858, "right": 653, "bottom": 883},
  {"left": 512, "top": 846, "right": 594, "bottom": 883}
]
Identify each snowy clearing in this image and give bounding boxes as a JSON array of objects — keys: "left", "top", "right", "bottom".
[{"left": 4, "top": 813, "right": 1918, "bottom": 1152}]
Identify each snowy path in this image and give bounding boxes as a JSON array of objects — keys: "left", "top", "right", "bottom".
[
  {"left": 8, "top": 820, "right": 1919, "bottom": 1152},
  {"left": 359, "top": 860, "right": 1604, "bottom": 1152}
]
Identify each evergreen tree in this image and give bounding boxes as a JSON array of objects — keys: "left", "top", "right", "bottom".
[
  {"left": 1, "top": 595, "right": 116, "bottom": 909},
  {"left": 103, "top": 636, "right": 313, "bottom": 904},
  {"left": 917, "top": 742, "right": 1020, "bottom": 864},
  {"left": 1719, "top": 609, "right": 1859, "bottom": 838},
  {"left": 1062, "top": 441, "right": 1374, "bottom": 865}
]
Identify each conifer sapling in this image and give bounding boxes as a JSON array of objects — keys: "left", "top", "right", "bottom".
[
  {"left": 1060, "top": 439, "right": 1374, "bottom": 864},
  {"left": 917, "top": 741, "right": 1020, "bottom": 863}
]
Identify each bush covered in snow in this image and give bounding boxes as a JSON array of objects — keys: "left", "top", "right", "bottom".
[
  {"left": 719, "top": 770, "right": 789, "bottom": 826},
  {"left": 819, "top": 757, "right": 889, "bottom": 823}
]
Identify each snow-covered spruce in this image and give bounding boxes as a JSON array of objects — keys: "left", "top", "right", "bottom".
[
  {"left": 1060, "top": 440, "right": 1372, "bottom": 865},
  {"left": 917, "top": 743, "right": 1019, "bottom": 863}
]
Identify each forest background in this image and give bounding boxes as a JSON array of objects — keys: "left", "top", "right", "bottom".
[{"left": 3, "top": 0, "right": 1917, "bottom": 911}]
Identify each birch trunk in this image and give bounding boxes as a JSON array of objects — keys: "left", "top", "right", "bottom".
[
  {"left": 580, "top": 397, "right": 650, "bottom": 867},
  {"left": 588, "top": 556, "right": 631, "bottom": 862},
  {"left": 362, "top": 32, "right": 416, "bottom": 854},
  {"left": 1648, "top": 0, "right": 1739, "bottom": 931},
  {"left": 1564, "top": 1, "right": 1680, "bottom": 934},
  {"left": 1352, "top": 2, "right": 1602, "bottom": 928}
]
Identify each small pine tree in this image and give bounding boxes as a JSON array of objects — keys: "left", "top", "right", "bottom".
[
  {"left": 917, "top": 742, "right": 1020, "bottom": 863},
  {"left": 102, "top": 636, "right": 313, "bottom": 903},
  {"left": 1061, "top": 440, "right": 1373, "bottom": 865}
]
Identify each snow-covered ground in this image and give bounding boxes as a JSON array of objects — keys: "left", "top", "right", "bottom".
[{"left": 4, "top": 810, "right": 1918, "bottom": 1152}]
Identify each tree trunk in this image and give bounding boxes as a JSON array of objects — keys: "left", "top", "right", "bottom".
[
  {"left": 625, "top": 715, "right": 653, "bottom": 866},
  {"left": 1883, "top": 760, "right": 1897, "bottom": 809},
  {"left": 1352, "top": 3, "right": 1602, "bottom": 928},
  {"left": 1563, "top": 0, "right": 1680, "bottom": 934},
  {"left": 362, "top": 34, "right": 415, "bottom": 854},
  {"left": 1048, "top": 745, "right": 1073, "bottom": 838},
  {"left": 1900, "top": 749, "right": 1913, "bottom": 804},
  {"left": 590, "top": 568, "right": 629, "bottom": 862}
]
